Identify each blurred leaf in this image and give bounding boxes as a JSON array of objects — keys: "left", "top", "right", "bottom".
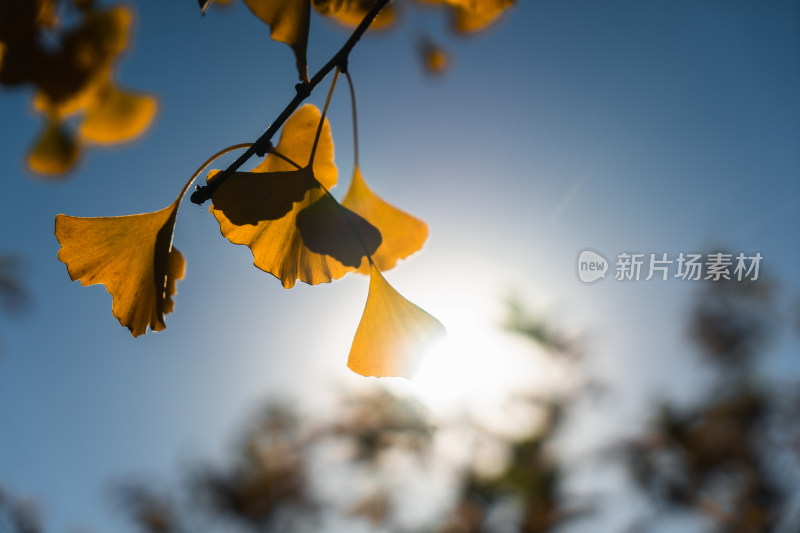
[
  {"left": 55, "top": 199, "right": 185, "bottom": 337},
  {"left": 348, "top": 264, "right": 445, "bottom": 378},
  {"left": 242, "top": 0, "right": 310, "bottom": 82},
  {"left": 114, "top": 483, "right": 180, "bottom": 533},
  {"left": 78, "top": 79, "right": 157, "bottom": 144},
  {"left": 342, "top": 166, "right": 428, "bottom": 273},
  {"left": 347, "top": 491, "right": 390, "bottom": 525},
  {"left": 444, "top": 0, "right": 514, "bottom": 33},
  {"left": 192, "top": 406, "right": 312, "bottom": 527},
  {"left": 419, "top": 37, "right": 450, "bottom": 75},
  {"left": 3, "top": 3, "right": 156, "bottom": 176},
  {"left": 27, "top": 118, "right": 80, "bottom": 176},
  {"left": 312, "top": 0, "right": 396, "bottom": 30},
  {"left": 689, "top": 275, "right": 774, "bottom": 368},
  {"left": 0, "top": 486, "right": 41, "bottom": 533},
  {"left": 0, "top": 255, "right": 31, "bottom": 316}
]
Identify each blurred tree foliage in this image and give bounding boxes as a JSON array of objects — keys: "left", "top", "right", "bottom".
[
  {"left": 622, "top": 277, "right": 799, "bottom": 532},
  {"left": 0, "top": 0, "right": 157, "bottom": 176},
  {"left": 106, "top": 277, "right": 800, "bottom": 533},
  {"left": 3, "top": 275, "right": 800, "bottom": 532},
  {"left": 0, "top": 0, "right": 512, "bottom": 177}
]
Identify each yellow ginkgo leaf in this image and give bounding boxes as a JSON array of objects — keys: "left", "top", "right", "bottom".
[
  {"left": 450, "top": 4, "right": 506, "bottom": 33},
  {"left": 55, "top": 199, "right": 185, "bottom": 337},
  {"left": 342, "top": 166, "right": 428, "bottom": 273},
  {"left": 419, "top": 38, "right": 450, "bottom": 75},
  {"left": 418, "top": 0, "right": 512, "bottom": 33},
  {"left": 79, "top": 80, "right": 157, "bottom": 144},
  {"left": 445, "top": 0, "right": 513, "bottom": 32},
  {"left": 348, "top": 264, "right": 445, "bottom": 378},
  {"left": 27, "top": 118, "right": 80, "bottom": 176},
  {"left": 312, "top": 0, "right": 395, "bottom": 30},
  {"left": 242, "top": 0, "right": 310, "bottom": 82},
  {"left": 254, "top": 104, "right": 337, "bottom": 189},
  {"left": 210, "top": 167, "right": 381, "bottom": 288}
]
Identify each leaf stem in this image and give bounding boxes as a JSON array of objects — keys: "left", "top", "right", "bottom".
[
  {"left": 344, "top": 71, "right": 360, "bottom": 168},
  {"left": 190, "top": 0, "right": 393, "bottom": 205},
  {"left": 308, "top": 69, "right": 340, "bottom": 166}
]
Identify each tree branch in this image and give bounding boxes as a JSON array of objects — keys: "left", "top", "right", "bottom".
[{"left": 190, "top": 0, "right": 392, "bottom": 205}]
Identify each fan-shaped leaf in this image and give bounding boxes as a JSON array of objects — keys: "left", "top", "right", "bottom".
[
  {"left": 55, "top": 200, "right": 185, "bottom": 336},
  {"left": 27, "top": 118, "right": 80, "bottom": 176},
  {"left": 342, "top": 166, "right": 428, "bottom": 272},
  {"left": 210, "top": 104, "right": 378, "bottom": 287},
  {"left": 421, "top": 0, "right": 513, "bottom": 33},
  {"left": 312, "top": 0, "right": 395, "bottom": 30},
  {"left": 449, "top": 0, "right": 513, "bottom": 32},
  {"left": 253, "top": 104, "right": 337, "bottom": 189},
  {"left": 348, "top": 265, "right": 445, "bottom": 378},
  {"left": 210, "top": 167, "right": 380, "bottom": 288},
  {"left": 79, "top": 81, "right": 157, "bottom": 144},
  {"left": 242, "top": 0, "right": 310, "bottom": 82}
]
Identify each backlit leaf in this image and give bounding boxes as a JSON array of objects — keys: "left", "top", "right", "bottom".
[
  {"left": 419, "top": 38, "right": 449, "bottom": 75},
  {"left": 450, "top": 4, "right": 506, "bottom": 33},
  {"left": 242, "top": 0, "right": 310, "bottom": 82},
  {"left": 342, "top": 166, "right": 428, "bottom": 272},
  {"left": 210, "top": 104, "right": 379, "bottom": 287},
  {"left": 348, "top": 264, "right": 445, "bottom": 378},
  {"left": 55, "top": 198, "right": 185, "bottom": 337},
  {"left": 79, "top": 80, "right": 157, "bottom": 144},
  {"left": 312, "top": 0, "right": 395, "bottom": 30},
  {"left": 35, "top": 69, "right": 158, "bottom": 145},
  {"left": 27, "top": 118, "right": 80, "bottom": 176},
  {"left": 24, "top": 4, "right": 156, "bottom": 175},
  {"left": 210, "top": 167, "right": 381, "bottom": 288},
  {"left": 445, "top": 0, "right": 513, "bottom": 32},
  {"left": 419, "top": 0, "right": 513, "bottom": 33},
  {"left": 253, "top": 104, "right": 337, "bottom": 189}
]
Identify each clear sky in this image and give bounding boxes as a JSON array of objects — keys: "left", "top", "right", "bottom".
[{"left": 1, "top": 1, "right": 799, "bottom": 531}]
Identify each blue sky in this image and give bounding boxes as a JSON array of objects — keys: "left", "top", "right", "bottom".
[{"left": 1, "top": 1, "right": 799, "bottom": 531}]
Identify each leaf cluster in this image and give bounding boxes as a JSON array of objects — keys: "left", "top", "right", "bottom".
[{"left": 0, "top": 0, "right": 156, "bottom": 176}]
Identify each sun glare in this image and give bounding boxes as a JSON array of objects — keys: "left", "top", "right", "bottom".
[
  {"left": 409, "top": 318, "right": 540, "bottom": 414},
  {"left": 411, "top": 330, "right": 503, "bottom": 407}
]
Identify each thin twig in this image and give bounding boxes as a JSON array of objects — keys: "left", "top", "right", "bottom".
[{"left": 190, "top": 0, "right": 392, "bottom": 205}]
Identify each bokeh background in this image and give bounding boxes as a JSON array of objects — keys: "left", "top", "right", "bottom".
[{"left": 1, "top": 1, "right": 799, "bottom": 531}]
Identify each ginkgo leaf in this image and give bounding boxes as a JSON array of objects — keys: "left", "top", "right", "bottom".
[
  {"left": 242, "top": 0, "right": 310, "bottom": 82},
  {"left": 348, "top": 264, "right": 445, "bottom": 378},
  {"left": 418, "top": 38, "right": 449, "bottom": 75},
  {"left": 418, "top": 0, "right": 512, "bottom": 33},
  {"left": 312, "top": 0, "right": 395, "bottom": 30},
  {"left": 444, "top": 0, "right": 513, "bottom": 32},
  {"left": 449, "top": 4, "right": 505, "bottom": 33},
  {"left": 79, "top": 80, "right": 157, "bottom": 144},
  {"left": 55, "top": 199, "right": 185, "bottom": 337},
  {"left": 210, "top": 167, "right": 381, "bottom": 288},
  {"left": 254, "top": 104, "right": 337, "bottom": 189},
  {"left": 27, "top": 118, "right": 80, "bottom": 176},
  {"left": 342, "top": 166, "right": 428, "bottom": 273}
]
